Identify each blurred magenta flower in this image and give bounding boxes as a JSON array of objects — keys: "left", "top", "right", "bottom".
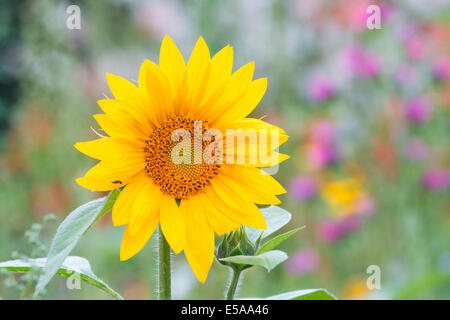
[
  {"left": 341, "top": 46, "right": 381, "bottom": 79},
  {"left": 289, "top": 175, "right": 318, "bottom": 201},
  {"left": 398, "top": 24, "right": 427, "bottom": 60},
  {"left": 346, "top": 1, "right": 369, "bottom": 32},
  {"left": 317, "top": 190, "right": 374, "bottom": 243},
  {"left": 317, "top": 215, "right": 364, "bottom": 243},
  {"left": 339, "top": 215, "right": 363, "bottom": 234},
  {"left": 432, "top": 57, "right": 450, "bottom": 81},
  {"left": 306, "top": 142, "right": 338, "bottom": 170},
  {"left": 405, "top": 97, "right": 432, "bottom": 124},
  {"left": 422, "top": 167, "right": 450, "bottom": 191},
  {"left": 285, "top": 248, "right": 320, "bottom": 275},
  {"left": 317, "top": 219, "right": 341, "bottom": 243},
  {"left": 309, "top": 119, "right": 336, "bottom": 145},
  {"left": 307, "top": 76, "right": 335, "bottom": 103},
  {"left": 405, "top": 138, "right": 429, "bottom": 161},
  {"left": 405, "top": 37, "right": 426, "bottom": 61},
  {"left": 305, "top": 120, "right": 338, "bottom": 170}
]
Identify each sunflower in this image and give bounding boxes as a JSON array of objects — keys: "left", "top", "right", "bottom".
[{"left": 74, "top": 35, "right": 289, "bottom": 282}]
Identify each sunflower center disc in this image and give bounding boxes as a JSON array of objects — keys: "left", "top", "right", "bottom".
[{"left": 145, "top": 116, "right": 220, "bottom": 199}]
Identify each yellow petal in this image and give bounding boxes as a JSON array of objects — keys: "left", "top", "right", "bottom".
[
  {"left": 227, "top": 166, "right": 286, "bottom": 195},
  {"left": 201, "top": 62, "right": 255, "bottom": 124},
  {"left": 159, "top": 35, "right": 186, "bottom": 97},
  {"left": 208, "top": 177, "right": 267, "bottom": 229},
  {"left": 185, "top": 37, "right": 211, "bottom": 112},
  {"left": 219, "top": 166, "right": 284, "bottom": 204},
  {"left": 93, "top": 114, "right": 146, "bottom": 142},
  {"left": 74, "top": 137, "right": 145, "bottom": 161},
  {"left": 160, "top": 196, "right": 186, "bottom": 254},
  {"left": 228, "top": 151, "right": 290, "bottom": 168},
  {"left": 182, "top": 197, "right": 215, "bottom": 283},
  {"left": 112, "top": 172, "right": 149, "bottom": 226},
  {"left": 197, "top": 193, "right": 240, "bottom": 236},
  {"left": 204, "top": 45, "right": 233, "bottom": 102},
  {"left": 120, "top": 212, "right": 159, "bottom": 261},
  {"left": 221, "top": 127, "right": 289, "bottom": 165},
  {"left": 75, "top": 159, "right": 144, "bottom": 191},
  {"left": 215, "top": 78, "right": 267, "bottom": 127},
  {"left": 97, "top": 99, "right": 153, "bottom": 138},
  {"left": 106, "top": 73, "right": 148, "bottom": 111},
  {"left": 140, "top": 60, "right": 174, "bottom": 123},
  {"left": 228, "top": 118, "right": 286, "bottom": 135},
  {"left": 128, "top": 180, "right": 162, "bottom": 236}
]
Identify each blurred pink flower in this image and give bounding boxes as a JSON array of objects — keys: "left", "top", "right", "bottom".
[
  {"left": 432, "top": 57, "right": 450, "bottom": 81},
  {"left": 307, "top": 76, "right": 335, "bottom": 103},
  {"left": 306, "top": 142, "right": 338, "bottom": 170},
  {"left": 309, "top": 119, "right": 336, "bottom": 145},
  {"left": 397, "top": 24, "right": 427, "bottom": 60},
  {"left": 342, "top": 46, "right": 381, "bottom": 79},
  {"left": 339, "top": 215, "right": 363, "bottom": 234},
  {"left": 285, "top": 248, "right": 320, "bottom": 275},
  {"left": 405, "top": 138, "right": 429, "bottom": 161},
  {"left": 405, "top": 37, "right": 426, "bottom": 61},
  {"left": 347, "top": 1, "right": 369, "bottom": 32},
  {"left": 317, "top": 196, "right": 374, "bottom": 243},
  {"left": 289, "top": 175, "right": 318, "bottom": 201},
  {"left": 317, "top": 219, "right": 341, "bottom": 243},
  {"left": 422, "top": 167, "right": 450, "bottom": 191},
  {"left": 305, "top": 120, "right": 338, "bottom": 170},
  {"left": 405, "top": 97, "right": 432, "bottom": 124}
]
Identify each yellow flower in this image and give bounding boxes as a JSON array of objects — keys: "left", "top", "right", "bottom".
[
  {"left": 74, "top": 35, "right": 288, "bottom": 282},
  {"left": 341, "top": 278, "right": 369, "bottom": 300},
  {"left": 321, "top": 178, "right": 365, "bottom": 217}
]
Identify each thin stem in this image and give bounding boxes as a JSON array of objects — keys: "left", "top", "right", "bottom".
[
  {"left": 157, "top": 227, "right": 171, "bottom": 300},
  {"left": 226, "top": 268, "right": 242, "bottom": 300}
]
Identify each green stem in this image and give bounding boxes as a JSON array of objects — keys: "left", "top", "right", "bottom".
[
  {"left": 226, "top": 268, "right": 242, "bottom": 300},
  {"left": 157, "top": 227, "right": 171, "bottom": 300}
]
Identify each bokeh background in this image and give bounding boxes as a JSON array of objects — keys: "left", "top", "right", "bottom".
[{"left": 1, "top": 0, "right": 449, "bottom": 299}]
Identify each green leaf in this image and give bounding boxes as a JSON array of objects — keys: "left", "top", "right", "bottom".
[
  {"left": 34, "top": 190, "right": 119, "bottom": 297},
  {"left": 220, "top": 250, "right": 288, "bottom": 272},
  {"left": 0, "top": 256, "right": 123, "bottom": 300},
  {"left": 256, "top": 227, "right": 304, "bottom": 255},
  {"left": 84, "top": 189, "right": 120, "bottom": 235},
  {"left": 246, "top": 206, "right": 292, "bottom": 242},
  {"left": 245, "top": 288, "right": 337, "bottom": 300}
]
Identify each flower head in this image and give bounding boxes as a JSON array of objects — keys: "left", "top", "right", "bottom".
[
  {"left": 405, "top": 97, "right": 432, "bottom": 124},
  {"left": 285, "top": 248, "right": 320, "bottom": 275},
  {"left": 432, "top": 57, "right": 450, "bottom": 81},
  {"left": 304, "top": 119, "right": 338, "bottom": 170},
  {"left": 341, "top": 46, "right": 381, "bottom": 79},
  {"left": 422, "top": 167, "right": 450, "bottom": 191},
  {"left": 321, "top": 178, "right": 367, "bottom": 217},
  {"left": 74, "top": 36, "right": 288, "bottom": 282},
  {"left": 289, "top": 175, "right": 318, "bottom": 201},
  {"left": 307, "top": 76, "right": 335, "bottom": 103}
]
